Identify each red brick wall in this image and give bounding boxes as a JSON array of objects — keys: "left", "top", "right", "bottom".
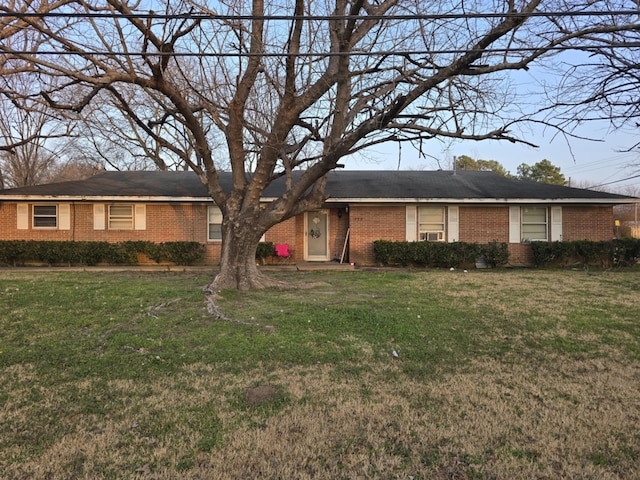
[
  {"left": 265, "top": 216, "right": 298, "bottom": 262},
  {"left": 507, "top": 243, "right": 535, "bottom": 266},
  {"left": 1, "top": 201, "right": 617, "bottom": 267},
  {"left": 348, "top": 205, "right": 406, "bottom": 265},
  {"left": 458, "top": 206, "right": 509, "bottom": 243},
  {"left": 457, "top": 205, "right": 532, "bottom": 265},
  {"left": 561, "top": 206, "right": 613, "bottom": 241},
  {"left": 0, "top": 202, "right": 222, "bottom": 264},
  {"left": 1, "top": 203, "right": 77, "bottom": 241},
  {"left": 330, "top": 210, "right": 350, "bottom": 262},
  {"left": 456, "top": 205, "right": 614, "bottom": 265},
  {"left": 1, "top": 203, "right": 211, "bottom": 242}
]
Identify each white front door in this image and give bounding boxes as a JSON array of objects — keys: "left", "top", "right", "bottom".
[{"left": 305, "top": 210, "right": 329, "bottom": 261}]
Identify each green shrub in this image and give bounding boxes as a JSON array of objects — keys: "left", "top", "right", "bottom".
[
  {"left": 531, "top": 238, "right": 640, "bottom": 267},
  {"left": 574, "top": 240, "right": 611, "bottom": 266},
  {"left": 613, "top": 237, "right": 640, "bottom": 267},
  {"left": 0, "top": 240, "right": 205, "bottom": 266},
  {"left": 142, "top": 241, "right": 205, "bottom": 265},
  {"left": 373, "top": 240, "right": 509, "bottom": 268},
  {"left": 161, "top": 242, "right": 206, "bottom": 265},
  {"left": 0, "top": 240, "right": 27, "bottom": 265},
  {"left": 371, "top": 239, "right": 394, "bottom": 265},
  {"left": 256, "top": 242, "right": 275, "bottom": 262},
  {"left": 478, "top": 241, "right": 510, "bottom": 267}
]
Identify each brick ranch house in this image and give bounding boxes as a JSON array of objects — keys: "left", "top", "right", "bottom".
[{"left": 0, "top": 170, "right": 635, "bottom": 266}]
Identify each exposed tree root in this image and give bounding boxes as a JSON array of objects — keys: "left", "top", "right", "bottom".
[
  {"left": 201, "top": 270, "right": 326, "bottom": 329},
  {"left": 205, "top": 264, "right": 292, "bottom": 292},
  {"left": 210, "top": 273, "right": 288, "bottom": 292},
  {"left": 147, "top": 297, "right": 182, "bottom": 318},
  {"left": 203, "top": 290, "right": 275, "bottom": 330}
]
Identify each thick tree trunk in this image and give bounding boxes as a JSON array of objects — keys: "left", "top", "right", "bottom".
[{"left": 204, "top": 220, "right": 284, "bottom": 292}]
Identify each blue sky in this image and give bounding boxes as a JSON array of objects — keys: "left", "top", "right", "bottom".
[
  {"left": 347, "top": 123, "right": 639, "bottom": 194},
  {"left": 344, "top": 49, "right": 640, "bottom": 194}
]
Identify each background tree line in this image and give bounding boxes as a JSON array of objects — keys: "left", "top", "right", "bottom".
[{"left": 453, "top": 155, "right": 567, "bottom": 185}]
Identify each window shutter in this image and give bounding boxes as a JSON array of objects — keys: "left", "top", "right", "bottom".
[
  {"left": 509, "top": 206, "right": 521, "bottom": 243},
  {"left": 447, "top": 206, "right": 459, "bottom": 243},
  {"left": 59, "top": 204, "right": 71, "bottom": 230},
  {"left": 551, "top": 206, "right": 562, "bottom": 241},
  {"left": 17, "top": 204, "right": 29, "bottom": 229},
  {"left": 93, "top": 204, "right": 105, "bottom": 230},
  {"left": 134, "top": 204, "right": 146, "bottom": 230},
  {"left": 405, "top": 206, "right": 417, "bottom": 241}
]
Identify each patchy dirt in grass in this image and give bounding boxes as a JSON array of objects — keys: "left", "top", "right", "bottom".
[
  {"left": 243, "top": 384, "right": 282, "bottom": 407},
  {"left": 2, "top": 269, "right": 639, "bottom": 479},
  {"left": 3, "top": 356, "right": 639, "bottom": 480}
]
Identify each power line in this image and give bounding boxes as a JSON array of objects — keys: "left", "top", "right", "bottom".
[
  {"left": 4, "top": 43, "right": 640, "bottom": 58},
  {"left": 591, "top": 172, "right": 640, "bottom": 188},
  {"left": 564, "top": 152, "right": 634, "bottom": 174},
  {"left": 1, "top": 10, "right": 640, "bottom": 21}
]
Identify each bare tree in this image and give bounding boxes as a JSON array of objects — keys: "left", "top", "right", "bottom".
[
  {"left": 0, "top": 86, "right": 73, "bottom": 187},
  {"left": 1, "top": 0, "right": 639, "bottom": 292},
  {"left": 45, "top": 154, "right": 104, "bottom": 182},
  {"left": 541, "top": 25, "right": 640, "bottom": 159},
  {"left": 0, "top": 0, "right": 79, "bottom": 187},
  {"left": 71, "top": 114, "right": 166, "bottom": 172}
]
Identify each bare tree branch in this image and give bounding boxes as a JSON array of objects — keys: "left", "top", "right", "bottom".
[{"left": 2, "top": 0, "right": 639, "bottom": 289}]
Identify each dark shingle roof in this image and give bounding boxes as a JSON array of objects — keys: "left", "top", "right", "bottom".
[
  {"left": 0, "top": 171, "right": 206, "bottom": 198},
  {"left": 0, "top": 169, "right": 634, "bottom": 203}
]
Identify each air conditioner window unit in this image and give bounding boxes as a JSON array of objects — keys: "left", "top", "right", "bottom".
[{"left": 421, "top": 231, "right": 444, "bottom": 242}]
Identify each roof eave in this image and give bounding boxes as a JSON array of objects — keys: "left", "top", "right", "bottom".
[
  {"left": 2, "top": 195, "right": 636, "bottom": 205},
  {"left": 0, "top": 195, "right": 212, "bottom": 202},
  {"left": 322, "top": 197, "right": 637, "bottom": 204}
]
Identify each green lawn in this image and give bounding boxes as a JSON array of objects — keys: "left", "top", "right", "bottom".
[{"left": 1, "top": 268, "right": 639, "bottom": 479}]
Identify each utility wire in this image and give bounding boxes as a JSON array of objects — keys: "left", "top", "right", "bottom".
[
  {"left": 1, "top": 10, "right": 640, "bottom": 21},
  {"left": 4, "top": 43, "right": 640, "bottom": 58},
  {"left": 590, "top": 172, "right": 640, "bottom": 188},
  {"left": 564, "top": 153, "right": 633, "bottom": 174}
]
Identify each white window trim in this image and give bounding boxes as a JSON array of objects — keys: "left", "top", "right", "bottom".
[
  {"left": 134, "top": 204, "right": 146, "bottom": 231},
  {"left": 418, "top": 206, "right": 446, "bottom": 242},
  {"left": 551, "top": 206, "right": 563, "bottom": 242},
  {"left": 108, "top": 204, "right": 134, "bottom": 230},
  {"left": 208, "top": 205, "right": 223, "bottom": 242},
  {"left": 521, "top": 206, "right": 548, "bottom": 242},
  {"left": 17, "top": 204, "right": 29, "bottom": 229},
  {"left": 59, "top": 204, "right": 71, "bottom": 230},
  {"left": 32, "top": 204, "right": 58, "bottom": 229},
  {"left": 508, "top": 206, "right": 520, "bottom": 243},
  {"left": 94, "top": 204, "right": 105, "bottom": 230},
  {"left": 405, "top": 206, "right": 417, "bottom": 242},
  {"left": 447, "top": 206, "right": 459, "bottom": 243}
]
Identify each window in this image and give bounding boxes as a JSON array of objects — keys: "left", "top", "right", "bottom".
[
  {"left": 109, "top": 205, "right": 134, "bottom": 230},
  {"left": 208, "top": 206, "right": 223, "bottom": 241},
  {"left": 521, "top": 207, "right": 548, "bottom": 241},
  {"left": 419, "top": 207, "right": 445, "bottom": 241},
  {"left": 33, "top": 205, "right": 57, "bottom": 228}
]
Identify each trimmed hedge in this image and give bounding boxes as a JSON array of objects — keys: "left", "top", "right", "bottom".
[
  {"left": 0, "top": 240, "right": 205, "bottom": 266},
  {"left": 530, "top": 238, "right": 640, "bottom": 267},
  {"left": 373, "top": 240, "right": 509, "bottom": 268},
  {"left": 256, "top": 242, "right": 275, "bottom": 262}
]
